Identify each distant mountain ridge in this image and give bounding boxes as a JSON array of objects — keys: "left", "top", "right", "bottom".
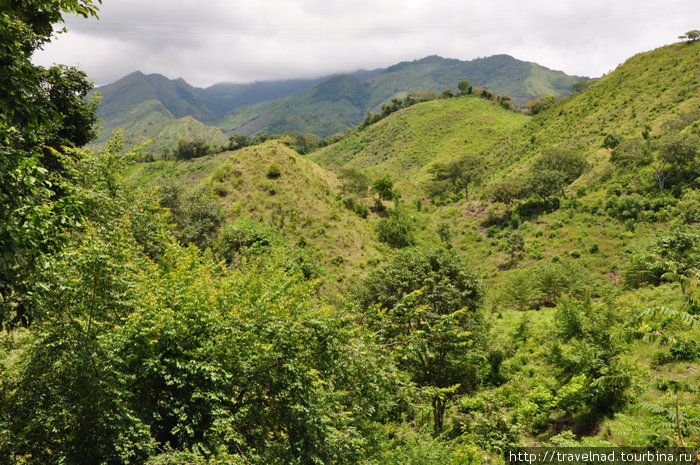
[{"left": 92, "top": 54, "right": 588, "bottom": 148}]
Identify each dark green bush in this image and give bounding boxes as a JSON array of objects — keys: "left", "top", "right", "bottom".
[
  {"left": 375, "top": 209, "right": 415, "bottom": 248},
  {"left": 216, "top": 219, "right": 279, "bottom": 263},
  {"left": 669, "top": 339, "right": 700, "bottom": 361}
]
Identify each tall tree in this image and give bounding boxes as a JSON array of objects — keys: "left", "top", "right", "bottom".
[
  {"left": 359, "top": 248, "right": 485, "bottom": 435},
  {"left": 0, "top": 0, "right": 102, "bottom": 328}
]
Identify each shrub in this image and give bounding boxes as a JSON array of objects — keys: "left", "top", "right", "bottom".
[
  {"left": 215, "top": 219, "right": 279, "bottom": 263},
  {"left": 603, "top": 133, "right": 621, "bottom": 149},
  {"left": 342, "top": 196, "right": 369, "bottom": 218},
  {"left": 266, "top": 164, "right": 281, "bottom": 179},
  {"left": 375, "top": 209, "right": 415, "bottom": 248},
  {"left": 675, "top": 190, "right": 700, "bottom": 224},
  {"left": 668, "top": 339, "right": 700, "bottom": 362}
]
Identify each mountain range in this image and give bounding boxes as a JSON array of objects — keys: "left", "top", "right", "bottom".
[{"left": 91, "top": 54, "right": 588, "bottom": 152}]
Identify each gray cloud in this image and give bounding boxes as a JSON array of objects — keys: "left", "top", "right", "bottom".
[{"left": 33, "top": 0, "right": 700, "bottom": 87}]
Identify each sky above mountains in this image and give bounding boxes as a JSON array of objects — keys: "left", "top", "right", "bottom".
[{"left": 34, "top": 0, "right": 700, "bottom": 87}]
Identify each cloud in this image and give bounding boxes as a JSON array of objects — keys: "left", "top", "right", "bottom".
[{"left": 33, "top": 0, "right": 700, "bottom": 87}]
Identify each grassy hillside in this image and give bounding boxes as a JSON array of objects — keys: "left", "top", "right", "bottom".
[
  {"left": 504, "top": 40, "right": 700, "bottom": 168},
  {"left": 311, "top": 96, "right": 527, "bottom": 192},
  {"left": 125, "top": 140, "right": 384, "bottom": 280}
]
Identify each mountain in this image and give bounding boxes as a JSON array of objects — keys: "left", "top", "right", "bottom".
[
  {"left": 215, "top": 75, "right": 371, "bottom": 137},
  {"left": 199, "top": 68, "right": 382, "bottom": 117},
  {"left": 365, "top": 54, "right": 583, "bottom": 108},
  {"left": 92, "top": 54, "right": 587, "bottom": 146},
  {"left": 217, "top": 54, "right": 585, "bottom": 137},
  {"left": 96, "top": 71, "right": 214, "bottom": 122}
]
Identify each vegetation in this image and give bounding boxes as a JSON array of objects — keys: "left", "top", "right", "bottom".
[{"left": 1, "top": 4, "right": 699, "bottom": 464}]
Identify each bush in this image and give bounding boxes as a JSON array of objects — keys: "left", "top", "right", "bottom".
[
  {"left": 159, "top": 184, "right": 224, "bottom": 250},
  {"left": 668, "top": 339, "right": 700, "bottom": 362},
  {"left": 675, "top": 190, "right": 700, "bottom": 224},
  {"left": 375, "top": 209, "right": 415, "bottom": 248},
  {"left": 215, "top": 219, "right": 279, "bottom": 263},
  {"left": 603, "top": 133, "right": 621, "bottom": 149},
  {"left": 342, "top": 196, "right": 369, "bottom": 218},
  {"left": 266, "top": 164, "right": 281, "bottom": 178}
]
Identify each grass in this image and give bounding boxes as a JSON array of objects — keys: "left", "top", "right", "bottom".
[
  {"left": 311, "top": 95, "right": 527, "bottom": 195},
  {"left": 125, "top": 140, "right": 384, "bottom": 282}
]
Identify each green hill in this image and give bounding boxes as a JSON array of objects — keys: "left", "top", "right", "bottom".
[
  {"left": 310, "top": 96, "right": 527, "bottom": 192},
  {"left": 217, "top": 55, "right": 585, "bottom": 137},
  {"left": 91, "top": 99, "right": 228, "bottom": 154},
  {"left": 296, "top": 41, "right": 700, "bottom": 449},
  {"left": 125, "top": 140, "right": 383, "bottom": 278}
]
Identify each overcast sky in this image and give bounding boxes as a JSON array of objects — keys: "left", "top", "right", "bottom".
[{"left": 33, "top": 0, "right": 700, "bottom": 88}]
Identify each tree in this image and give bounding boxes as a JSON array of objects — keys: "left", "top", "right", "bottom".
[
  {"left": 497, "top": 95, "right": 512, "bottom": 110},
  {"left": 0, "top": 0, "right": 102, "bottom": 328},
  {"left": 572, "top": 79, "right": 598, "bottom": 94},
  {"left": 650, "top": 134, "right": 699, "bottom": 193},
  {"left": 527, "top": 95, "right": 556, "bottom": 115},
  {"left": 655, "top": 226, "right": 700, "bottom": 295},
  {"left": 428, "top": 154, "right": 484, "bottom": 201},
  {"left": 678, "top": 30, "right": 700, "bottom": 42},
  {"left": 437, "top": 222, "right": 452, "bottom": 247},
  {"left": 227, "top": 134, "right": 251, "bottom": 150},
  {"left": 602, "top": 133, "right": 621, "bottom": 149},
  {"left": 339, "top": 167, "right": 370, "bottom": 197},
  {"left": 359, "top": 248, "right": 485, "bottom": 435},
  {"left": 504, "top": 229, "right": 525, "bottom": 268},
  {"left": 524, "top": 147, "right": 587, "bottom": 200},
  {"left": 372, "top": 175, "right": 395, "bottom": 201},
  {"left": 457, "top": 80, "right": 472, "bottom": 95},
  {"left": 375, "top": 208, "right": 415, "bottom": 248},
  {"left": 176, "top": 138, "right": 210, "bottom": 160},
  {"left": 371, "top": 175, "right": 397, "bottom": 210},
  {"left": 490, "top": 179, "right": 520, "bottom": 208},
  {"left": 157, "top": 183, "right": 224, "bottom": 250}
]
